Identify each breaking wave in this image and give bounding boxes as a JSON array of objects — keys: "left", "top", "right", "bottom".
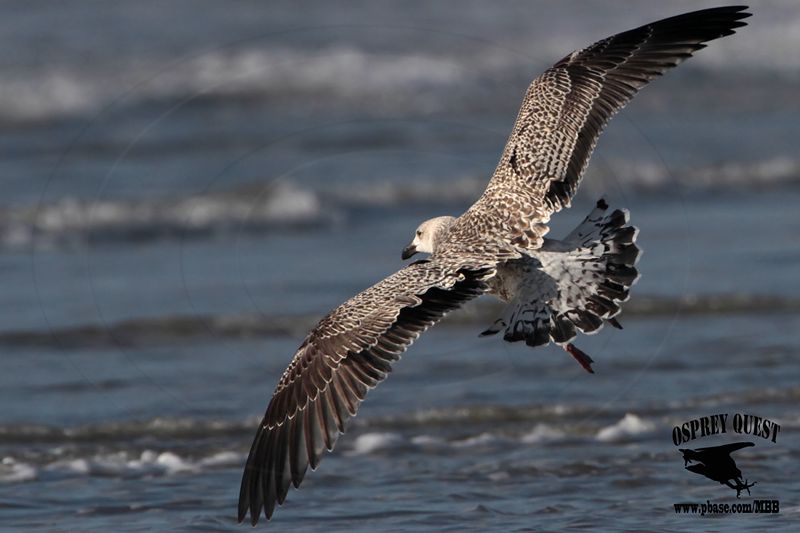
[
  {"left": 0, "top": 450, "right": 243, "bottom": 484},
  {"left": 2, "top": 182, "right": 326, "bottom": 248},
  {"left": 4, "top": 387, "right": 797, "bottom": 484},
  {"left": 5, "top": 385, "right": 798, "bottom": 449},
  {"left": 3, "top": 46, "right": 475, "bottom": 123},
  {"left": 0, "top": 412, "right": 619, "bottom": 483},
  {"left": 6, "top": 157, "right": 800, "bottom": 249},
  {"left": 0, "top": 406, "right": 590, "bottom": 448},
  {"left": 595, "top": 414, "right": 655, "bottom": 443},
  {"left": 6, "top": 2, "right": 800, "bottom": 124},
  {"left": 2, "top": 293, "right": 798, "bottom": 349}
]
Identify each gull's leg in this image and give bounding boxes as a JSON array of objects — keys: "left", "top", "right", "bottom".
[{"left": 564, "top": 343, "right": 594, "bottom": 374}]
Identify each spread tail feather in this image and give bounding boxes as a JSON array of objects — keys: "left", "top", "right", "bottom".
[{"left": 482, "top": 199, "right": 640, "bottom": 368}]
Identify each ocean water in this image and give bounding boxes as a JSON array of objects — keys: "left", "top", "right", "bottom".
[{"left": 2, "top": 1, "right": 800, "bottom": 531}]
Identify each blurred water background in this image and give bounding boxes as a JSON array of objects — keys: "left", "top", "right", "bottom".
[{"left": 1, "top": 1, "right": 799, "bottom": 530}]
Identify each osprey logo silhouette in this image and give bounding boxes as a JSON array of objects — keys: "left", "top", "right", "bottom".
[
  {"left": 680, "top": 442, "right": 756, "bottom": 497},
  {"left": 672, "top": 413, "right": 782, "bottom": 504}
]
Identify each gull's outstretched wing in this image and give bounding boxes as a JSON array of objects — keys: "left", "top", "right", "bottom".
[
  {"left": 238, "top": 260, "right": 492, "bottom": 525},
  {"left": 452, "top": 6, "right": 750, "bottom": 251}
]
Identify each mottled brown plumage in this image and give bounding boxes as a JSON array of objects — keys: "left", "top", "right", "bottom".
[
  {"left": 239, "top": 6, "right": 749, "bottom": 525},
  {"left": 239, "top": 260, "right": 493, "bottom": 522},
  {"left": 445, "top": 6, "right": 750, "bottom": 253}
]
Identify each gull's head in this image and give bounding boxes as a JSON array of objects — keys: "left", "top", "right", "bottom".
[{"left": 402, "top": 216, "right": 456, "bottom": 260}]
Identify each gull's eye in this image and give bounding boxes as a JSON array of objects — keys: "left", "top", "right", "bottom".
[{"left": 416, "top": 230, "right": 422, "bottom": 237}]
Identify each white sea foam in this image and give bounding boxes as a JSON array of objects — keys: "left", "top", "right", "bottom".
[
  {"left": 520, "top": 423, "right": 565, "bottom": 444},
  {"left": 410, "top": 434, "right": 445, "bottom": 447},
  {"left": 596, "top": 157, "right": 800, "bottom": 190},
  {"left": 453, "top": 432, "right": 506, "bottom": 448},
  {"left": 1, "top": 182, "right": 324, "bottom": 247},
  {"left": 349, "top": 432, "right": 405, "bottom": 455},
  {"left": 59, "top": 458, "right": 90, "bottom": 475},
  {"left": 154, "top": 451, "right": 196, "bottom": 473},
  {"left": 1, "top": 46, "right": 470, "bottom": 122},
  {"left": 0, "top": 457, "right": 37, "bottom": 483},
  {"left": 7, "top": 5, "right": 800, "bottom": 124},
  {"left": 596, "top": 414, "right": 655, "bottom": 443},
  {"left": 28, "top": 449, "right": 247, "bottom": 480},
  {"left": 6, "top": 154, "right": 797, "bottom": 251},
  {"left": 310, "top": 157, "right": 800, "bottom": 209},
  {"left": 199, "top": 450, "right": 242, "bottom": 467}
]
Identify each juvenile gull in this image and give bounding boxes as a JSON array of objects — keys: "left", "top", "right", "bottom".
[{"left": 239, "top": 6, "right": 750, "bottom": 524}]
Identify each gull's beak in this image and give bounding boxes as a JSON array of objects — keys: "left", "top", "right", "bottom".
[{"left": 401, "top": 243, "right": 417, "bottom": 260}]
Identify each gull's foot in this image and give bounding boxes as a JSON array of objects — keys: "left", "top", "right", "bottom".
[{"left": 565, "top": 343, "right": 595, "bottom": 374}]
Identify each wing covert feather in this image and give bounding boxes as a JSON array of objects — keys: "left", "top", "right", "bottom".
[
  {"left": 238, "top": 260, "right": 491, "bottom": 524},
  {"left": 449, "top": 6, "right": 750, "bottom": 252}
]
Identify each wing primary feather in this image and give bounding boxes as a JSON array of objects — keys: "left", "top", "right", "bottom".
[
  {"left": 454, "top": 5, "right": 750, "bottom": 243},
  {"left": 274, "top": 423, "right": 293, "bottom": 505},
  {"left": 303, "top": 404, "right": 323, "bottom": 470},
  {"left": 288, "top": 415, "right": 308, "bottom": 488},
  {"left": 315, "top": 394, "right": 337, "bottom": 451},
  {"left": 332, "top": 373, "right": 360, "bottom": 416},
  {"left": 321, "top": 384, "right": 346, "bottom": 433},
  {"left": 238, "top": 267, "right": 504, "bottom": 524},
  {"left": 262, "top": 427, "right": 279, "bottom": 520},
  {"left": 327, "top": 377, "right": 351, "bottom": 431}
]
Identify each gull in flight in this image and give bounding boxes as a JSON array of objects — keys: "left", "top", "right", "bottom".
[{"left": 238, "top": 6, "right": 750, "bottom": 524}]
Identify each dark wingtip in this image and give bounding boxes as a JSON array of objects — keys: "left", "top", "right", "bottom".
[
  {"left": 596, "top": 198, "right": 609, "bottom": 210},
  {"left": 653, "top": 6, "right": 752, "bottom": 42},
  {"left": 237, "top": 469, "right": 253, "bottom": 525},
  {"left": 729, "top": 5, "right": 752, "bottom": 19}
]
